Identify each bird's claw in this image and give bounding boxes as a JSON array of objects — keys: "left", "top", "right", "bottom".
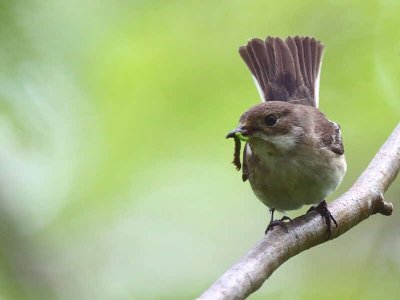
[
  {"left": 265, "top": 216, "right": 292, "bottom": 234},
  {"left": 307, "top": 200, "right": 337, "bottom": 239}
]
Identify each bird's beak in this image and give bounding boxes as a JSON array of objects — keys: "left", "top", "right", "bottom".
[{"left": 226, "top": 127, "right": 250, "bottom": 142}]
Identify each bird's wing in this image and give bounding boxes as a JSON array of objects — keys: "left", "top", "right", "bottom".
[
  {"left": 242, "top": 143, "right": 250, "bottom": 182},
  {"left": 239, "top": 36, "right": 324, "bottom": 108},
  {"left": 318, "top": 120, "right": 344, "bottom": 155}
]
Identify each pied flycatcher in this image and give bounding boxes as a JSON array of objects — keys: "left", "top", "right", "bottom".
[{"left": 226, "top": 36, "right": 346, "bottom": 237}]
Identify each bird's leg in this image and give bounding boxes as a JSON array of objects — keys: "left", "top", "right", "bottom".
[
  {"left": 265, "top": 208, "right": 292, "bottom": 234},
  {"left": 307, "top": 200, "right": 338, "bottom": 239}
]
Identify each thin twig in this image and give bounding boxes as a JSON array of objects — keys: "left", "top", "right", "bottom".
[{"left": 199, "top": 123, "right": 400, "bottom": 300}]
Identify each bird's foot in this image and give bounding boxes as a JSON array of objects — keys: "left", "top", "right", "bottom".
[
  {"left": 307, "top": 200, "right": 337, "bottom": 239},
  {"left": 265, "top": 216, "right": 292, "bottom": 235}
]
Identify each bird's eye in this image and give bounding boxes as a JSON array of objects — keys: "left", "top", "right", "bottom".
[{"left": 264, "top": 114, "right": 278, "bottom": 127}]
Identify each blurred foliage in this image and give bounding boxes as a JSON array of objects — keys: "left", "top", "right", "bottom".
[{"left": 0, "top": 0, "right": 399, "bottom": 299}]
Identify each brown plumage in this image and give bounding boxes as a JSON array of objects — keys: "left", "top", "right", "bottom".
[
  {"left": 227, "top": 35, "right": 346, "bottom": 236},
  {"left": 239, "top": 36, "right": 324, "bottom": 107}
]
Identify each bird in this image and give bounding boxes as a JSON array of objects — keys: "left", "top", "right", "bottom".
[{"left": 226, "top": 36, "right": 346, "bottom": 238}]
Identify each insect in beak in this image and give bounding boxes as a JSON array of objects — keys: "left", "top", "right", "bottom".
[{"left": 226, "top": 127, "right": 250, "bottom": 142}]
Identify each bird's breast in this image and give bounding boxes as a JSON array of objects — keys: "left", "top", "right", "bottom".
[{"left": 245, "top": 142, "right": 346, "bottom": 211}]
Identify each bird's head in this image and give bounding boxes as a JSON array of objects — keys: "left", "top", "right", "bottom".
[{"left": 226, "top": 101, "right": 308, "bottom": 151}]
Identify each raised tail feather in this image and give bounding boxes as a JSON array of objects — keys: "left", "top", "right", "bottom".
[{"left": 239, "top": 36, "right": 324, "bottom": 107}]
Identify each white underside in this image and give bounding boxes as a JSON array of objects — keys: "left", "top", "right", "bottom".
[{"left": 246, "top": 139, "right": 346, "bottom": 211}]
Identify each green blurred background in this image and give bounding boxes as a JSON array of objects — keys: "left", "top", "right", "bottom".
[{"left": 0, "top": 1, "right": 399, "bottom": 299}]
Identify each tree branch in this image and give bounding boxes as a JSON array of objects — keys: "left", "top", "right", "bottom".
[{"left": 199, "top": 123, "right": 400, "bottom": 300}]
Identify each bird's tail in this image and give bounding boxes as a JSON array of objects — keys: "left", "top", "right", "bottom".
[{"left": 239, "top": 36, "right": 324, "bottom": 107}]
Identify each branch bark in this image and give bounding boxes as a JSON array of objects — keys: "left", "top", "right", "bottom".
[{"left": 199, "top": 123, "right": 400, "bottom": 300}]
